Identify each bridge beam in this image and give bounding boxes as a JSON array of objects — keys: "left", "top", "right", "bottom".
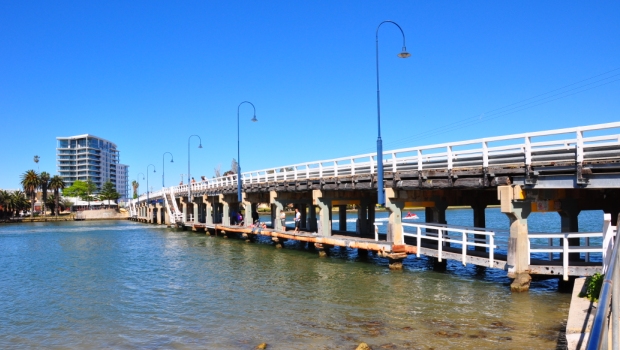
[
  {"left": 312, "top": 190, "right": 332, "bottom": 237},
  {"left": 499, "top": 185, "right": 532, "bottom": 292}
]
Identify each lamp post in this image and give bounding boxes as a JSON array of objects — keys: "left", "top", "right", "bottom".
[
  {"left": 237, "top": 101, "right": 258, "bottom": 203},
  {"left": 146, "top": 164, "right": 156, "bottom": 206},
  {"left": 162, "top": 152, "right": 174, "bottom": 187},
  {"left": 187, "top": 135, "right": 203, "bottom": 202},
  {"left": 375, "top": 20, "right": 411, "bottom": 206}
]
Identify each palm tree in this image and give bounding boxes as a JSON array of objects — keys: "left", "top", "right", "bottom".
[
  {"left": 40, "top": 171, "right": 50, "bottom": 216},
  {"left": 9, "top": 191, "right": 29, "bottom": 217},
  {"left": 131, "top": 180, "right": 139, "bottom": 199},
  {"left": 21, "top": 170, "right": 40, "bottom": 218},
  {"left": 0, "top": 190, "right": 9, "bottom": 219},
  {"left": 49, "top": 175, "right": 66, "bottom": 219}
]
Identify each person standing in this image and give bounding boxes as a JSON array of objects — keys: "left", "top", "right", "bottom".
[
  {"left": 294, "top": 208, "right": 301, "bottom": 233},
  {"left": 280, "top": 210, "right": 286, "bottom": 231}
]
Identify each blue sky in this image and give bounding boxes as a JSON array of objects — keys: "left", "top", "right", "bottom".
[{"left": 1, "top": 1, "right": 619, "bottom": 190}]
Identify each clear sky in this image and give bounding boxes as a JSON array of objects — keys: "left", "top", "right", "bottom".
[{"left": 1, "top": 1, "right": 619, "bottom": 190}]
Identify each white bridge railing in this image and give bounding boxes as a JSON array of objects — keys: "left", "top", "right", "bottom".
[
  {"left": 402, "top": 222, "right": 497, "bottom": 267},
  {"left": 528, "top": 213, "right": 618, "bottom": 280},
  {"left": 131, "top": 122, "right": 620, "bottom": 205}
]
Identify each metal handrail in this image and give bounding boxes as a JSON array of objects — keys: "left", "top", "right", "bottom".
[
  {"left": 127, "top": 121, "right": 620, "bottom": 206},
  {"left": 586, "top": 214, "right": 619, "bottom": 350}
]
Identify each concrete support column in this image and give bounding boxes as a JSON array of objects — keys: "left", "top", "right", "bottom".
[
  {"left": 559, "top": 198, "right": 581, "bottom": 262},
  {"left": 204, "top": 196, "right": 213, "bottom": 225},
  {"left": 164, "top": 204, "right": 171, "bottom": 226},
  {"left": 499, "top": 185, "right": 532, "bottom": 292},
  {"left": 270, "top": 191, "right": 284, "bottom": 231},
  {"left": 193, "top": 196, "right": 202, "bottom": 224},
  {"left": 219, "top": 195, "right": 230, "bottom": 226},
  {"left": 308, "top": 204, "right": 317, "bottom": 232},
  {"left": 472, "top": 203, "right": 487, "bottom": 252},
  {"left": 156, "top": 204, "right": 163, "bottom": 224},
  {"left": 181, "top": 198, "right": 188, "bottom": 223},
  {"left": 312, "top": 190, "right": 332, "bottom": 237},
  {"left": 385, "top": 188, "right": 404, "bottom": 245},
  {"left": 338, "top": 205, "right": 347, "bottom": 232},
  {"left": 241, "top": 195, "right": 252, "bottom": 227}
]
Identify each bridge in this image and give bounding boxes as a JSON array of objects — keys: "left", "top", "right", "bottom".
[{"left": 128, "top": 121, "right": 620, "bottom": 292}]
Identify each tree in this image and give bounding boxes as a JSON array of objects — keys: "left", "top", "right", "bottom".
[
  {"left": 231, "top": 158, "right": 238, "bottom": 174},
  {"left": 63, "top": 180, "right": 89, "bottom": 198},
  {"left": 49, "top": 175, "right": 66, "bottom": 219},
  {"left": 40, "top": 171, "right": 50, "bottom": 216},
  {"left": 99, "top": 181, "right": 120, "bottom": 207},
  {"left": 21, "top": 170, "right": 39, "bottom": 218},
  {"left": 131, "top": 180, "right": 139, "bottom": 199},
  {"left": 45, "top": 196, "right": 56, "bottom": 216},
  {"left": 0, "top": 190, "right": 9, "bottom": 219},
  {"left": 84, "top": 179, "right": 97, "bottom": 207},
  {"left": 9, "top": 191, "right": 29, "bottom": 217}
]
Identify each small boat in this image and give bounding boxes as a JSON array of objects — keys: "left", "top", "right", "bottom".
[{"left": 403, "top": 213, "right": 419, "bottom": 220}]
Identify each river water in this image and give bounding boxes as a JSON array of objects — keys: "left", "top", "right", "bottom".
[{"left": 0, "top": 209, "right": 604, "bottom": 349}]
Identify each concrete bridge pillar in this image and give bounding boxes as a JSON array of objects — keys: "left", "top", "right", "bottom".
[
  {"left": 357, "top": 200, "right": 371, "bottom": 237},
  {"left": 270, "top": 191, "right": 285, "bottom": 231},
  {"left": 472, "top": 202, "right": 487, "bottom": 252},
  {"left": 312, "top": 190, "right": 332, "bottom": 237},
  {"left": 499, "top": 185, "right": 532, "bottom": 292},
  {"left": 559, "top": 198, "right": 581, "bottom": 262},
  {"left": 338, "top": 205, "right": 347, "bottom": 231},
  {"left": 204, "top": 195, "right": 213, "bottom": 225},
  {"left": 180, "top": 197, "right": 188, "bottom": 223},
  {"left": 385, "top": 188, "right": 404, "bottom": 245},
  {"left": 219, "top": 194, "right": 231, "bottom": 226},
  {"left": 240, "top": 195, "right": 250, "bottom": 227},
  {"left": 155, "top": 204, "right": 163, "bottom": 225},
  {"left": 193, "top": 196, "right": 203, "bottom": 224}
]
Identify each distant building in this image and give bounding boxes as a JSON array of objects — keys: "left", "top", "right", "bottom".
[{"left": 56, "top": 134, "right": 130, "bottom": 199}]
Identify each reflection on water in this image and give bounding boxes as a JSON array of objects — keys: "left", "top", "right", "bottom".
[{"left": 0, "top": 214, "right": 583, "bottom": 349}]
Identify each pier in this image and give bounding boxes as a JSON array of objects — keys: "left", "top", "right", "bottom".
[{"left": 128, "top": 121, "right": 620, "bottom": 292}]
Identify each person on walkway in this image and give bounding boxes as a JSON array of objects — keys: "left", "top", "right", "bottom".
[
  {"left": 294, "top": 208, "right": 301, "bottom": 233},
  {"left": 191, "top": 177, "right": 196, "bottom": 184},
  {"left": 280, "top": 210, "right": 286, "bottom": 231}
]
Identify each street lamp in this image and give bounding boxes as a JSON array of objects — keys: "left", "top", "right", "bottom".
[
  {"left": 237, "top": 101, "right": 258, "bottom": 203},
  {"left": 375, "top": 20, "right": 411, "bottom": 206},
  {"left": 146, "top": 164, "right": 156, "bottom": 206},
  {"left": 187, "top": 135, "right": 203, "bottom": 201},
  {"left": 162, "top": 152, "right": 174, "bottom": 187}
]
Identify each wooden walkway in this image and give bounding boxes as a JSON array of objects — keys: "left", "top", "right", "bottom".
[{"left": 183, "top": 221, "right": 602, "bottom": 277}]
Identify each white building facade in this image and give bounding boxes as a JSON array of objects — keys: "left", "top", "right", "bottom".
[{"left": 56, "top": 134, "right": 130, "bottom": 199}]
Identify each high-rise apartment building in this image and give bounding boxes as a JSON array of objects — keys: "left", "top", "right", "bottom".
[{"left": 56, "top": 134, "right": 130, "bottom": 199}]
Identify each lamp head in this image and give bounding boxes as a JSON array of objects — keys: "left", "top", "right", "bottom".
[
  {"left": 251, "top": 115, "right": 258, "bottom": 122},
  {"left": 170, "top": 159, "right": 174, "bottom": 163},
  {"left": 198, "top": 144, "right": 203, "bottom": 149},
  {"left": 398, "top": 47, "right": 411, "bottom": 58}
]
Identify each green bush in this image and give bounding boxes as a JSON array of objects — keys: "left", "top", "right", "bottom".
[{"left": 580, "top": 273, "right": 604, "bottom": 302}]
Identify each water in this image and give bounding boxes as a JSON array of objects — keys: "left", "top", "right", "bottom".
[{"left": 1, "top": 209, "right": 602, "bottom": 349}]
